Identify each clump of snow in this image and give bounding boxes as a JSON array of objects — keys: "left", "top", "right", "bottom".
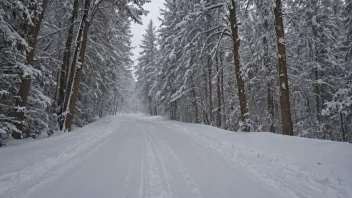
[{"left": 0, "top": 128, "right": 6, "bottom": 135}]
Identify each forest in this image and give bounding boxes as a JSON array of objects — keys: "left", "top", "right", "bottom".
[
  {"left": 0, "top": 0, "right": 145, "bottom": 144},
  {"left": 1, "top": 0, "right": 351, "bottom": 145},
  {"left": 135, "top": 0, "right": 352, "bottom": 142}
]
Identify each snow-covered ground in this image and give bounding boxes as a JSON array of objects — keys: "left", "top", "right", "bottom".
[{"left": 0, "top": 114, "right": 351, "bottom": 198}]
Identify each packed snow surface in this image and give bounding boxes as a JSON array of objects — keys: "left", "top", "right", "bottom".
[{"left": 0, "top": 115, "right": 351, "bottom": 198}]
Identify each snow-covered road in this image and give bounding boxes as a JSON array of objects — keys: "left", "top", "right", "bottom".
[{"left": 1, "top": 115, "right": 351, "bottom": 198}]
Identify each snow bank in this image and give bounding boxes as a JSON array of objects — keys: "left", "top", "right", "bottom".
[
  {"left": 167, "top": 121, "right": 352, "bottom": 198},
  {"left": 0, "top": 116, "right": 118, "bottom": 197}
]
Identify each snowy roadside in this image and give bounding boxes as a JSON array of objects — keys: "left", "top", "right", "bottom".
[
  {"left": 0, "top": 114, "right": 351, "bottom": 198},
  {"left": 161, "top": 119, "right": 352, "bottom": 198},
  {"left": 0, "top": 116, "right": 118, "bottom": 197}
]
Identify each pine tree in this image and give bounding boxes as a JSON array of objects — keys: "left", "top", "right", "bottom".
[
  {"left": 63, "top": 0, "right": 149, "bottom": 131},
  {"left": 0, "top": 0, "right": 147, "bottom": 142},
  {"left": 136, "top": 20, "right": 158, "bottom": 115},
  {"left": 0, "top": 0, "right": 49, "bottom": 139}
]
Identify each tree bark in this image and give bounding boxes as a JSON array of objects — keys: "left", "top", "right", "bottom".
[
  {"left": 170, "top": 100, "right": 177, "bottom": 121},
  {"left": 192, "top": 78, "right": 199, "bottom": 123},
  {"left": 57, "top": 0, "right": 79, "bottom": 130},
  {"left": 267, "top": 84, "right": 275, "bottom": 132},
  {"left": 263, "top": 16, "right": 275, "bottom": 133},
  {"left": 154, "top": 99, "right": 158, "bottom": 116},
  {"left": 13, "top": 0, "right": 49, "bottom": 139},
  {"left": 274, "top": 0, "right": 294, "bottom": 136},
  {"left": 207, "top": 55, "right": 213, "bottom": 124},
  {"left": 148, "top": 96, "right": 152, "bottom": 115},
  {"left": 340, "top": 113, "right": 347, "bottom": 142},
  {"left": 203, "top": 62, "right": 209, "bottom": 124},
  {"left": 229, "top": 0, "right": 249, "bottom": 131},
  {"left": 309, "top": 1, "right": 323, "bottom": 123},
  {"left": 314, "top": 66, "right": 322, "bottom": 121},
  {"left": 64, "top": 0, "right": 91, "bottom": 131},
  {"left": 216, "top": 54, "right": 222, "bottom": 127},
  {"left": 221, "top": 61, "right": 226, "bottom": 129}
]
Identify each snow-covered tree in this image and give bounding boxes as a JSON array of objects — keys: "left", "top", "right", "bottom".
[
  {"left": 0, "top": 0, "right": 50, "bottom": 139},
  {"left": 323, "top": 1, "right": 352, "bottom": 141},
  {"left": 135, "top": 20, "right": 158, "bottom": 115},
  {"left": 0, "top": 0, "right": 150, "bottom": 144},
  {"left": 137, "top": 0, "right": 351, "bottom": 141}
]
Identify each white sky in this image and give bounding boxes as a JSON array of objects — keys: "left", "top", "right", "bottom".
[{"left": 131, "top": 0, "right": 164, "bottom": 63}]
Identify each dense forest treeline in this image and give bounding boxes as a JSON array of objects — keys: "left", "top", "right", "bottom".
[
  {"left": 135, "top": 0, "right": 352, "bottom": 142},
  {"left": 0, "top": 0, "right": 351, "bottom": 145},
  {"left": 0, "top": 0, "right": 150, "bottom": 144}
]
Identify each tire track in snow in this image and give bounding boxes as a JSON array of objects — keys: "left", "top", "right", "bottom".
[
  {"left": 146, "top": 131, "right": 173, "bottom": 198},
  {"left": 0, "top": 117, "right": 121, "bottom": 198},
  {"left": 145, "top": 134, "right": 166, "bottom": 198},
  {"left": 2, "top": 134, "right": 113, "bottom": 198},
  {"left": 144, "top": 123, "right": 173, "bottom": 198},
  {"left": 146, "top": 123, "right": 203, "bottom": 198},
  {"left": 159, "top": 122, "right": 254, "bottom": 196},
  {"left": 121, "top": 150, "right": 136, "bottom": 198},
  {"left": 159, "top": 119, "right": 274, "bottom": 197},
  {"left": 136, "top": 123, "right": 147, "bottom": 198},
  {"left": 164, "top": 143, "right": 202, "bottom": 198},
  {"left": 138, "top": 133, "right": 145, "bottom": 198}
]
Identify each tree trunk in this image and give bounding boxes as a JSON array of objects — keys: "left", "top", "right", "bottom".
[
  {"left": 216, "top": 54, "right": 222, "bottom": 127},
  {"left": 340, "top": 113, "right": 347, "bottom": 142},
  {"left": 191, "top": 78, "right": 199, "bottom": 123},
  {"left": 263, "top": 17, "right": 275, "bottom": 133},
  {"left": 13, "top": 0, "right": 49, "bottom": 139},
  {"left": 203, "top": 62, "right": 209, "bottom": 123},
  {"left": 207, "top": 55, "right": 213, "bottom": 125},
  {"left": 308, "top": 1, "right": 324, "bottom": 124},
  {"left": 267, "top": 85, "right": 275, "bottom": 132},
  {"left": 148, "top": 96, "right": 152, "bottom": 115},
  {"left": 170, "top": 100, "right": 177, "bottom": 121},
  {"left": 154, "top": 99, "right": 158, "bottom": 116},
  {"left": 314, "top": 67, "right": 322, "bottom": 121},
  {"left": 64, "top": 0, "right": 91, "bottom": 131},
  {"left": 221, "top": 62, "right": 226, "bottom": 129},
  {"left": 274, "top": 0, "right": 293, "bottom": 136},
  {"left": 57, "top": 0, "right": 79, "bottom": 130},
  {"left": 229, "top": 0, "right": 249, "bottom": 131}
]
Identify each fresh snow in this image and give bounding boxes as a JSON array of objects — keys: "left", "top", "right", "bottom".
[{"left": 0, "top": 114, "right": 351, "bottom": 198}]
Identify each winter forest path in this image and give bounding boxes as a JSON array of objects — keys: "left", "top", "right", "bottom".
[{"left": 0, "top": 115, "right": 351, "bottom": 198}]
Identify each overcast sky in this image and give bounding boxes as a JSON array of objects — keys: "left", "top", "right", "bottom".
[{"left": 131, "top": 0, "right": 164, "bottom": 64}]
